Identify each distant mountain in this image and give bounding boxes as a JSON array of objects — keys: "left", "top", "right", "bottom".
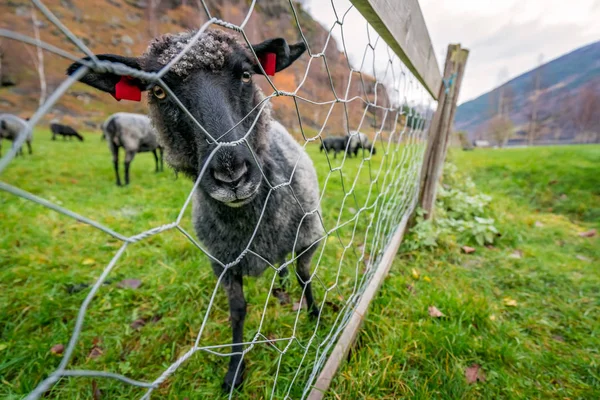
[{"left": 455, "top": 41, "right": 600, "bottom": 144}]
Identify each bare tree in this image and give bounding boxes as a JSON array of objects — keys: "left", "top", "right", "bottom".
[
  {"left": 27, "top": 10, "right": 47, "bottom": 107},
  {"left": 527, "top": 54, "right": 544, "bottom": 146},
  {"left": 487, "top": 67, "right": 515, "bottom": 147},
  {"left": 568, "top": 84, "right": 600, "bottom": 143},
  {"left": 488, "top": 114, "right": 514, "bottom": 147}
]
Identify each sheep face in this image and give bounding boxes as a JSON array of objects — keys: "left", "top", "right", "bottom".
[{"left": 67, "top": 30, "right": 306, "bottom": 207}]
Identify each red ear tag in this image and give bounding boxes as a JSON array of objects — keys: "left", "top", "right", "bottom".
[
  {"left": 259, "top": 53, "right": 277, "bottom": 76},
  {"left": 113, "top": 76, "right": 142, "bottom": 102}
]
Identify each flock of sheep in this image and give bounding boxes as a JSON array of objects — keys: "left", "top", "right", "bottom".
[
  {"left": 2, "top": 28, "right": 378, "bottom": 391},
  {"left": 0, "top": 112, "right": 163, "bottom": 185},
  {"left": 320, "top": 132, "right": 377, "bottom": 159}
]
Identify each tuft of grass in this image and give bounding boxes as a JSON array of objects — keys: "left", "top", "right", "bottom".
[{"left": 328, "top": 145, "right": 600, "bottom": 399}]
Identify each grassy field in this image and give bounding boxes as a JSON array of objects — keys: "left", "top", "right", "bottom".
[
  {"left": 328, "top": 145, "right": 599, "bottom": 399},
  {"left": 0, "top": 129, "right": 424, "bottom": 398}
]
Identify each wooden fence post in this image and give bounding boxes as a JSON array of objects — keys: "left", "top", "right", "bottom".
[{"left": 419, "top": 44, "right": 469, "bottom": 219}]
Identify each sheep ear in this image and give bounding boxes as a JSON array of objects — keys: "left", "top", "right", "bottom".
[
  {"left": 251, "top": 38, "right": 306, "bottom": 75},
  {"left": 66, "top": 54, "right": 149, "bottom": 98}
]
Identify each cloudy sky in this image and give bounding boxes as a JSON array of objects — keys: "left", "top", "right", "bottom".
[{"left": 302, "top": 0, "right": 600, "bottom": 104}]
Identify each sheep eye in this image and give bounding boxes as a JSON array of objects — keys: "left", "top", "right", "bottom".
[
  {"left": 152, "top": 85, "right": 167, "bottom": 100},
  {"left": 241, "top": 71, "right": 252, "bottom": 83}
]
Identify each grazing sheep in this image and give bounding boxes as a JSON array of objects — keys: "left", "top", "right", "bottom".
[
  {"left": 348, "top": 131, "right": 377, "bottom": 157},
  {"left": 0, "top": 114, "right": 32, "bottom": 157},
  {"left": 68, "top": 29, "right": 322, "bottom": 390},
  {"left": 101, "top": 112, "right": 164, "bottom": 186},
  {"left": 50, "top": 123, "right": 84, "bottom": 141},
  {"left": 320, "top": 136, "right": 348, "bottom": 158}
]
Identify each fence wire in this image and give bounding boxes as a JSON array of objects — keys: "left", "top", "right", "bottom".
[{"left": 0, "top": 0, "right": 434, "bottom": 398}]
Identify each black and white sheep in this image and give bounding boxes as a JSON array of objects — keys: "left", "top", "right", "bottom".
[
  {"left": 348, "top": 131, "right": 376, "bottom": 157},
  {"left": 320, "top": 136, "right": 349, "bottom": 159},
  {"left": 50, "top": 122, "right": 84, "bottom": 141},
  {"left": 0, "top": 114, "right": 32, "bottom": 157},
  {"left": 68, "top": 30, "right": 323, "bottom": 390},
  {"left": 101, "top": 112, "right": 164, "bottom": 186}
]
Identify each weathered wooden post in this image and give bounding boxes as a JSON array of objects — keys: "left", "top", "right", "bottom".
[{"left": 419, "top": 44, "right": 470, "bottom": 219}]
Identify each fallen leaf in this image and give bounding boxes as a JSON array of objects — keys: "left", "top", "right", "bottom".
[
  {"left": 576, "top": 255, "right": 591, "bottom": 262},
  {"left": 428, "top": 306, "right": 445, "bottom": 318},
  {"left": 462, "top": 246, "right": 476, "bottom": 254},
  {"left": 509, "top": 250, "right": 523, "bottom": 259},
  {"left": 548, "top": 179, "right": 558, "bottom": 185},
  {"left": 503, "top": 297, "right": 518, "bottom": 307},
  {"left": 82, "top": 258, "right": 96, "bottom": 266},
  {"left": 465, "top": 363, "right": 486, "bottom": 384},
  {"left": 559, "top": 194, "right": 568, "bottom": 200},
  {"left": 130, "top": 319, "right": 146, "bottom": 330},
  {"left": 272, "top": 288, "right": 291, "bottom": 305},
  {"left": 406, "top": 284, "right": 415, "bottom": 294},
  {"left": 88, "top": 346, "right": 103, "bottom": 359},
  {"left": 578, "top": 229, "right": 597, "bottom": 238},
  {"left": 50, "top": 344, "right": 64, "bottom": 355},
  {"left": 92, "top": 380, "right": 101, "bottom": 400},
  {"left": 552, "top": 335, "right": 565, "bottom": 342},
  {"left": 423, "top": 276, "right": 432, "bottom": 283},
  {"left": 534, "top": 221, "right": 544, "bottom": 228},
  {"left": 71, "top": 179, "right": 79, "bottom": 184},
  {"left": 292, "top": 298, "right": 307, "bottom": 311},
  {"left": 151, "top": 314, "right": 162, "bottom": 323},
  {"left": 489, "top": 315, "right": 496, "bottom": 321},
  {"left": 117, "top": 279, "right": 142, "bottom": 289},
  {"left": 411, "top": 268, "right": 420, "bottom": 279}
]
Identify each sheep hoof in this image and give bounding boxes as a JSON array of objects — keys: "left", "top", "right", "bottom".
[
  {"left": 309, "top": 307, "right": 320, "bottom": 320},
  {"left": 222, "top": 360, "right": 245, "bottom": 392}
]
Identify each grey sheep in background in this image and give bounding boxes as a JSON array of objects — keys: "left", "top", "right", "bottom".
[
  {"left": 0, "top": 114, "right": 32, "bottom": 157},
  {"left": 68, "top": 29, "right": 322, "bottom": 390},
  {"left": 348, "top": 131, "right": 377, "bottom": 157},
  {"left": 320, "top": 136, "right": 349, "bottom": 158},
  {"left": 50, "top": 123, "right": 84, "bottom": 141},
  {"left": 101, "top": 112, "right": 164, "bottom": 186}
]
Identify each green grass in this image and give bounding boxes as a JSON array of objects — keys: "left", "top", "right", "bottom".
[
  {"left": 328, "top": 145, "right": 600, "bottom": 399},
  {"left": 0, "top": 130, "right": 422, "bottom": 398}
]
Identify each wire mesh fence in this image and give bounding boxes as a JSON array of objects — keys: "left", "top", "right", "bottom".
[{"left": 0, "top": 0, "right": 435, "bottom": 398}]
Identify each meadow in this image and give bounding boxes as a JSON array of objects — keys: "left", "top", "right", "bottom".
[
  {"left": 329, "top": 145, "right": 600, "bottom": 399},
  {"left": 0, "top": 129, "right": 423, "bottom": 399}
]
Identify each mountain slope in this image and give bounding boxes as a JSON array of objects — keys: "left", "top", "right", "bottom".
[{"left": 455, "top": 41, "right": 600, "bottom": 143}]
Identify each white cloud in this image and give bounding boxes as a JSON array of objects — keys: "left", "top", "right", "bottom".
[{"left": 302, "top": 0, "right": 600, "bottom": 104}]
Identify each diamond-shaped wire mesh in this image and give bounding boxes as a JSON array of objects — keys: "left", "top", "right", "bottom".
[{"left": 0, "top": 0, "right": 435, "bottom": 398}]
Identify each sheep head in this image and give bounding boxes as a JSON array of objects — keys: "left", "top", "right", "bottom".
[{"left": 67, "top": 29, "right": 306, "bottom": 207}]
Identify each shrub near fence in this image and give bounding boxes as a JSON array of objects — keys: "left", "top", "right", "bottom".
[{"left": 0, "top": 0, "right": 467, "bottom": 398}]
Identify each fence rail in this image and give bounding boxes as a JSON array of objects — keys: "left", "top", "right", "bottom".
[{"left": 0, "top": 0, "right": 466, "bottom": 398}]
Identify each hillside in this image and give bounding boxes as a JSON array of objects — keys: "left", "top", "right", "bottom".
[
  {"left": 0, "top": 0, "right": 390, "bottom": 139},
  {"left": 455, "top": 41, "right": 600, "bottom": 144}
]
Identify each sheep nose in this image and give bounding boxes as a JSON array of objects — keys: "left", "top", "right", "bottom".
[{"left": 213, "top": 162, "right": 248, "bottom": 187}]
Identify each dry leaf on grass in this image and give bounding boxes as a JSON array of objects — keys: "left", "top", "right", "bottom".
[
  {"left": 82, "top": 258, "right": 96, "bottom": 266},
  {"left": 503, "top": 297, "right": 518, "bottom": 307},
  {"left": 462, "top": 246, "right": 476, "bottom": 254},
  {"left": 88, "top": 346, "right": 103, "bottom": 359},
  {"left": 92, "top": 380, "right": 102, "bottom": 400},
  {"left": 50, "top": 344, "right": 64, "bottom": 355},
  {"left": 509, "top": 250, "right": 523, "bottom": 259},
  {"left": 130, "top": 319, "right": 146, "bottom": 330},
  {"left": 428, "top": 306, "right": 445, "bottom": 318},
  {"left": 578, "top": 229, "right": 597, "bottom": 238},
  {"left": 117, "top": 279, "right": 142, "bottom": 289},
  {"left": 576, "top": 255, "right": 591, "bottom": 262},
  {"left": 411, "top": 268, "right": 420, "bottom": 279},
  {"left": 272, "top": 288, "right": 291, "bottom": 305},
  {"left": 552, "top": 335, "right": 565, "bottom": 342},
  {"left": 465, "top": 363, "right": 486, "bottom": 384}
]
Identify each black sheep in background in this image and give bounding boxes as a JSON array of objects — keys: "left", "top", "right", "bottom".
[
  {"left": 320, "top": 136, "right": 349, "bottom": 158},
  {"left": 50, "top": 123, "right": 84, "bottom": 141}
]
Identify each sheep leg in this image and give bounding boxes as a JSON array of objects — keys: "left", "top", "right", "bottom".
[
  {"left": 159, "top": 147, "right": 164, "bottom": 172},
  {"left": 110, "top": 143, "right": 121, "bottom": 186},
  {"left": 295, "top": 244, "right": 320, "bottom": 319},
  {"left": 222, "top": 271, "right": 246, "bottom": 391},
  {"left": 152, "top": 149, "right": 159, "bottom": 172},
  {"left": 124, "top": 150, "right": 135, "bottom": 185},
  {"left": 52, "top": 133, "right": 56, "bottom": 141},
  {"left": 26, "top": 140, "right": 32, "bottom": 155}
]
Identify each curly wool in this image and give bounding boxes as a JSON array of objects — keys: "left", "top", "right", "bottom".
[{"left": 143, "top": 29, "right": 248, "bottom": 77}]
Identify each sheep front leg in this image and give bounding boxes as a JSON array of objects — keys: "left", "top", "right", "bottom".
[
  {"left": 158, "top": 147, "right": 164, "bottom": 172},
  {"left": 109, "top": 143, "right": 121, "bottom": 186},
  {"left": 152, "top": 149, "right": 159, "bottom": 173},
  {"left": 124, "top": 150, "right": 135, "bottom": 185},
  {"left": 222, "top": 271, "right": 246, "bottom": 391},
  {"left": 26, "top": 140, "right": 32, "bottom": 155},
  {"left": 296, "top": 244, "right": 320, "bottom": 319}
]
